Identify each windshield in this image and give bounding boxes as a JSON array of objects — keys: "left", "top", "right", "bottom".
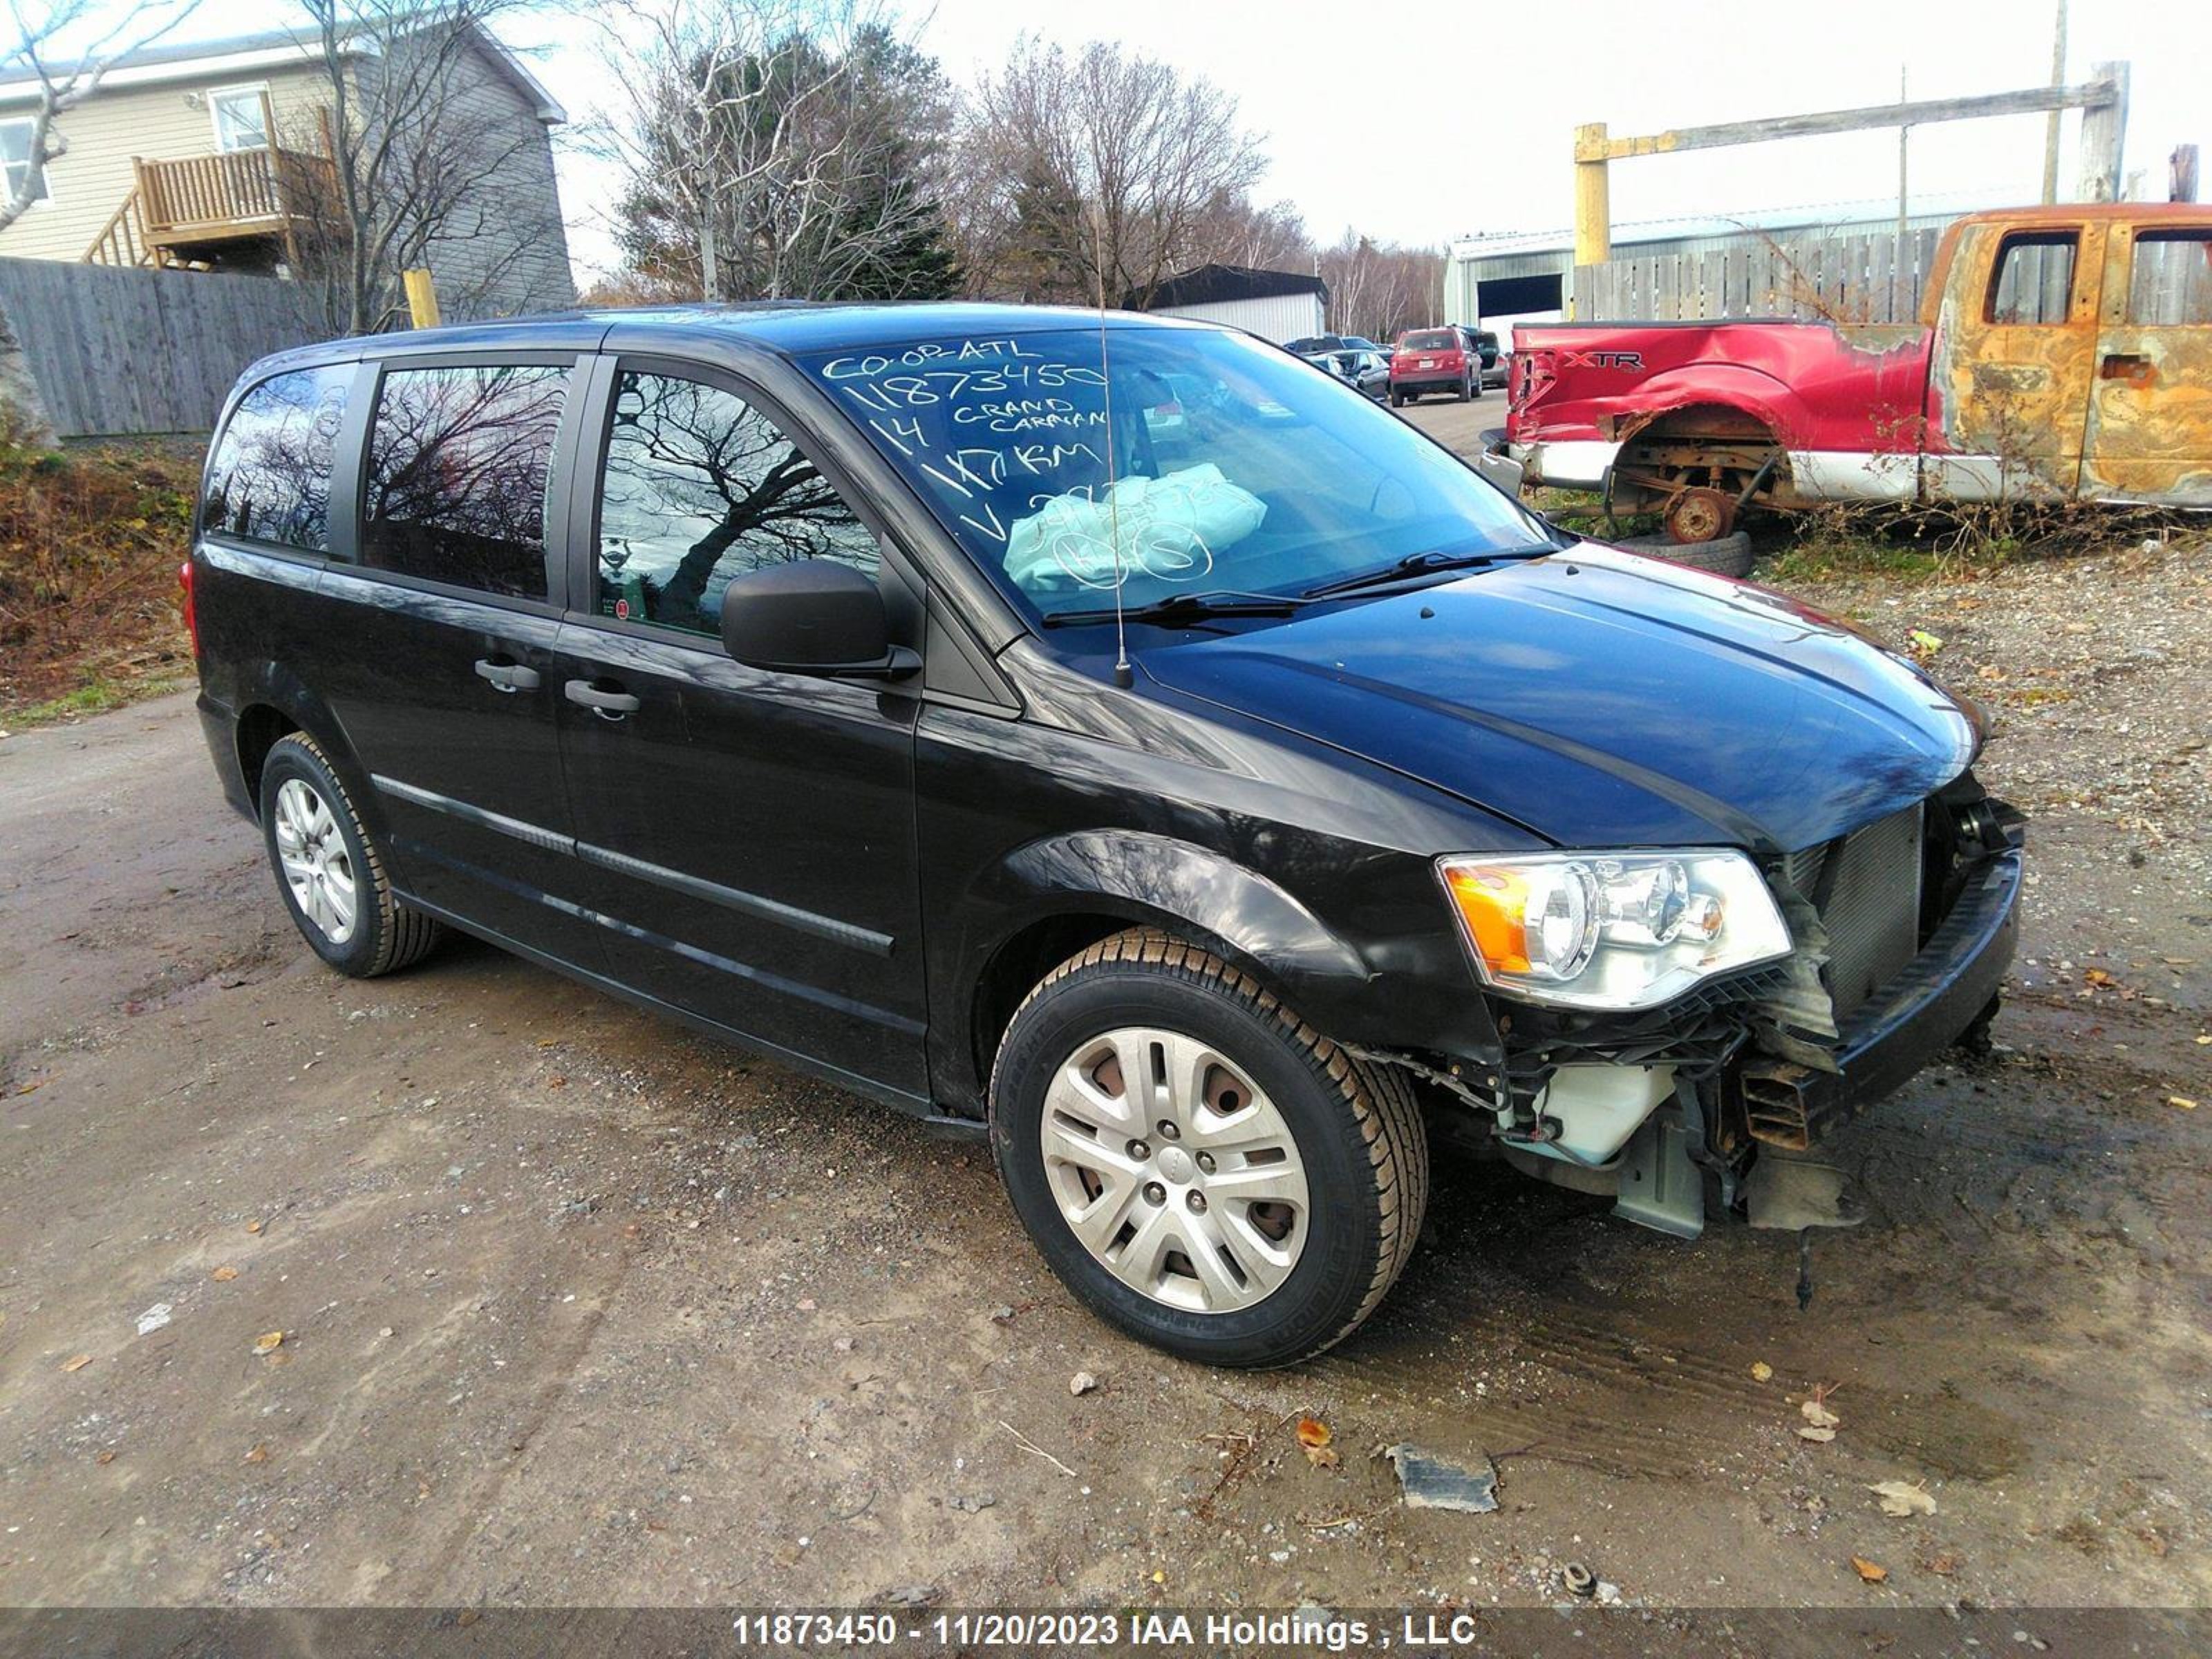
[{"left": 796, "top": 326, "right": 1539, "bottom": 624}]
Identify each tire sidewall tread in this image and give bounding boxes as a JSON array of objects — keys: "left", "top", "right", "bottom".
[
  {"left": 259, "top": 733, "right": 441, "bottom": 979},
  {"left": 989, "top": 928, "right": 1428, "bottom": 1368}
]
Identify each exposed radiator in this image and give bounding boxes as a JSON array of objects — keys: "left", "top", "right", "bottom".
[{"left": 1784, "top": 803, "right": 1925, "bottom": 1020}]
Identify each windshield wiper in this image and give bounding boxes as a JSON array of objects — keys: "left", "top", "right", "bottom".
[
  {"left": 1300, "top": 549, "right": 1499, "bottom": 599},
  {"left": 1040, "top": 590, "right": 1309, "bottom": 628}
]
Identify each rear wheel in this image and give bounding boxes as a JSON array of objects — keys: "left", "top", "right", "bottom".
[
  {"left": 1457, "top": 372, "right": 1473, "bottom": 401},
  {"left": 990, "top": 929, "right": 1428, "bottom": 1367},
  {"left": 259, "top": 734, "right": 442, "bottom": 977}
]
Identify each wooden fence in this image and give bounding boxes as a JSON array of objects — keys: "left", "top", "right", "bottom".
[
  {"left": 0, "top": 258, "right": 327, "bottom": 439},
  {"left": 1572, "top": 227, "right": 1947, "bottom": 324}
]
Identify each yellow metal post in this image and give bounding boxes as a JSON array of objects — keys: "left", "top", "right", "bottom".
[
  {"left": 1573, "top": 122, "right": 1613, "bottom": 318},
  {"left": 403, "top": 268, "right": 441, "bottom": 328}
]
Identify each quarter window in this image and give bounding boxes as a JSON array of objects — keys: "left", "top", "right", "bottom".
[
  {"left": 2127, "top": 231, "right": 2212, "bottom": 326},
  {"left": 595, "top": 370, "right": 879, "bottom": 638},
  {"left": 1, "top": 118, "right": 48, "bottom": 205},
  {"left": 1987, "top": 232, "right": 2077, "bottom": 326},
  {"left": 362, "top": 364, "right": 566, "bottom": 600},
  {"left": 200, "top": 366, "right": 351, "bottom": 551}
]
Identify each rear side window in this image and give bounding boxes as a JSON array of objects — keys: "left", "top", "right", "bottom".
[
  {"left": 200, "top": 366, "right": 351, "bottom": 551},
  {"left": 362, "top": 364, "right": 566, "bottom": 600},
  {"left": 1401, "top": 329, "right": 1455, "bottom": 350},
  {"left": 594, "top": 369, "right": 879, "bottom": 639},
  {"left": 1987, "top": 232, "right": 2077, "bottom": 326},
  {"left": 2128, "top": 231, "right": 2212, "bottom": 325}
]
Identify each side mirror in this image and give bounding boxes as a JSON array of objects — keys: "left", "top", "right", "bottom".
[{"left": 719, "top": 559, "right": 919, "bottom": 679}]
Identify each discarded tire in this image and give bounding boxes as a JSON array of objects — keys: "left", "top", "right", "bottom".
[{"left": 1609, "top": 529, "right": 1754, "bottom": 579}]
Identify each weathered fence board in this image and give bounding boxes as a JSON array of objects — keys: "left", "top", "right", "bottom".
[
  {"left": 1573, "top": 225, "right": 1948, "bottom": 324},
  {"left": 0, "top": 259, "right": 326, "bottom": 439}
]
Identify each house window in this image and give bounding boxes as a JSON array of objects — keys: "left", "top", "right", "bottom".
[
  {"left": 209, "top": 86, "right": 270, "bottom": 153},
  {"left": 1, "top": 118, "right": 50, "bottom": 205}
]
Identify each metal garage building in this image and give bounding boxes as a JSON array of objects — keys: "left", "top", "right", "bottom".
[
  {"left": 1445, "top": 198, "right": 1981, "bottom": 332},
  {"left": 1133, "top": 265, "right": 1329, "bottom": 344}
]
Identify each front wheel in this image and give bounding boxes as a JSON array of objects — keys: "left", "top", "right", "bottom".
[{"left": 989, "top": 930, "right": 1428, "bottom": 1367}]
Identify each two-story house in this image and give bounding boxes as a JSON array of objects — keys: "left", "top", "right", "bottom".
[{"left": 0, "top": 24, "right": 573, "bottom": 319}]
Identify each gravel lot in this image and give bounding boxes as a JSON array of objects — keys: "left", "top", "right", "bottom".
[{"left": 0, "top": 425, "right": 2205, "bottom": 1628}]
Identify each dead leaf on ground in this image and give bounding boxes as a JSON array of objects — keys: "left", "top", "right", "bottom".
[
  {"left": 243, "top": 1444, "right": 269, "bottom": 1464},
  {"left": 1750, "top": 1361, "right": 1773, "bottom": 1382},
  {"left": 2170, "top": 1096, "right": 2199, "bottom": 1111},
  {"left": 1926, "top": 1551, "right": 1962, "bottom": 1576},
  {"left": 252, "top": 1331, "right": 284, "bottom": 1356},
  {"left": 1852, "top": 1556, "right": 1889, "bottom": 1584},
  {"left": 1296, "top": 1416, "right": 1340, "bottom": 1469},
  {"left": 2083, "top": 968, "right": 2116, "bottom": 988},
  {"left": 245, "top": 1220, "right": 263, "bottom": 1235},
  {"left": 61, "top": 1353, "right": 92, "bottom": 1373},
  {"left": 1797, "top": 1425, "right": 1837, "bottom": 1443},
  {"left": 95, "top": 1450, "right": 115, "bottom": 1465},
  {"left": 1869, "top": 1479, "right": 1938, "bottom": 1517},
  {"left": 211, "top": 1266, "right": 239, "bottom": 1282},
  {"left": 1801, "top": 1398, "right": 1841, "bottom": 1430}
]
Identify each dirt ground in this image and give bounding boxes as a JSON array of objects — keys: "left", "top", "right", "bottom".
[{"left": 0, "top": 439, "right": 2206, "bottom": 1626}]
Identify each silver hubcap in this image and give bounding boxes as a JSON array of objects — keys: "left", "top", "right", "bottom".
[
  {"left": 273, "top": 778, "right": 358, "bottom": 946},
  {"left": 1040, "top": 1027, "right": 1309, "bottom": 1314}
]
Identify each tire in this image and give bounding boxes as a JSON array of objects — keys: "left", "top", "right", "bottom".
[
  {"left": 1613, "top": 528, "right": 1756, "bottom": 579},
  {"left": 1389, "top": 388, "right": 1405, "bottom": 407},
  {"left": 259, "top": 733, "right": 442, "bottom": 977},
  {"left": 989, "top": 928, "right": 1428, "bottom": 1368},
  {"left": 1457, "top": 373, "right": 1473, "bottom": 402}
]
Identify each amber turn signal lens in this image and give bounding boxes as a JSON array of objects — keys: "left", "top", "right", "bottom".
[{"left": 1443, "top": 863, "right": 1532, "bottom": 976}]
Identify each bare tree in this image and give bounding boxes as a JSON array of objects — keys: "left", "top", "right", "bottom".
[
  {"left": 1317, "top": 230, "right": 1443, "bottom": 343},
  {"left": 601, "top": 0, "right": 955, "bottom": 303},
  {"left": 949, "top": 37, "right": 1266, "bottom": 307},
  {"left": 1, "top": 0, "right": 201, "bottom": 442},
  {"left": 289, "top": 0, "right": 572, "bottom": 335}
]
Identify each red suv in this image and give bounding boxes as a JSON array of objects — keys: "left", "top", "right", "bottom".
[{"left": 1389, "top": 327, "right": 1475, "bottom": 406}]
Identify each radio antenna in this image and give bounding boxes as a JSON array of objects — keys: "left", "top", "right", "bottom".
[{"left": 1092, "top": 206, "right": 1133, "bottom": 689}]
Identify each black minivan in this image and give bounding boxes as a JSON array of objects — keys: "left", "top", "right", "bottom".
[{"left": 188, "top": 303, "right": 2023, "bottom": 1366}]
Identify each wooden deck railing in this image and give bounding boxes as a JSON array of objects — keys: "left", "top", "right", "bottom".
[
  {"left": 84, "top": 144, "right": 337, "bottom": 267},
  {"left": 84, "top": 188, "right": 156, "bottom": 268},
  {"left": 135, "top": 148, "right": 300, "bottom": 236}
]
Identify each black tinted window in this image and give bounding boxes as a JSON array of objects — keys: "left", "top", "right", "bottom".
[
  {"left": 362, "top": 364, "right": 565, "bottom": 599},
  {"left": 201, "top": 366, "right": 350, "bottom": 551},
  {"left": 595, "top": 371, "right": 879, "bottom": 638}
]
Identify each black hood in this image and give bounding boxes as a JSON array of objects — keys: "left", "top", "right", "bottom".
[{"left": 1136, "top": 545, "right": 1978, "bottom": 853}]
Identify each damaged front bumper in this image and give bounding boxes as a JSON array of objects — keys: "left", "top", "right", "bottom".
[
  {"left": 1452, "top": 792, "right": 2024, "bottom": 1237},
  {"left": 1737, "top": 846, "right": 2021, "bottom": 1150}
]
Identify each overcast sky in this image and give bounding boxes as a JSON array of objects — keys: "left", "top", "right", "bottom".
[{"left": 153, "top": 0, "right": 2212, "bottom": 283}]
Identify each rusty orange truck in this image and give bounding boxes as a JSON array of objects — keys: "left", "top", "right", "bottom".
[{"left": 1503, "top": 205, "right": 2212, "bottom": 543}]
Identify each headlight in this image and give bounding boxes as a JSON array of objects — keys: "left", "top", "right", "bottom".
[{"left": 1438, "top": 850, "right": 1791, "bottom": 1010}]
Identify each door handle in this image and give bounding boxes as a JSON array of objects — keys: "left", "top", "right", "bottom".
[
  {"left": 2100, "top": 353, "right": 2153, "bottom": 384},
  {"left": 474, "top": 657, "right": 541, "bottom": 693},
  {"left": 564, "top": 679, "right": 641, "bottom": 718}
]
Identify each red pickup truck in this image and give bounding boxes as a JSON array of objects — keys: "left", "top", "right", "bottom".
[{"left": 1504, "top": 205, "right": 2212, "bottom": 542}]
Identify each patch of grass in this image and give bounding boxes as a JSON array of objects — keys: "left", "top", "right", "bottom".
[
  {"left": 0, "top": 436, "right": 203, "bottom": 720},
  {"left": 1524, "top": 486, "right": 1659, "bottom": 541},
  {"left": 1763, "top": 534, "right": 1952, "bottom": 586},
  {"left": 8, "top": 670, "right": 195, "bottom": 730}
]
